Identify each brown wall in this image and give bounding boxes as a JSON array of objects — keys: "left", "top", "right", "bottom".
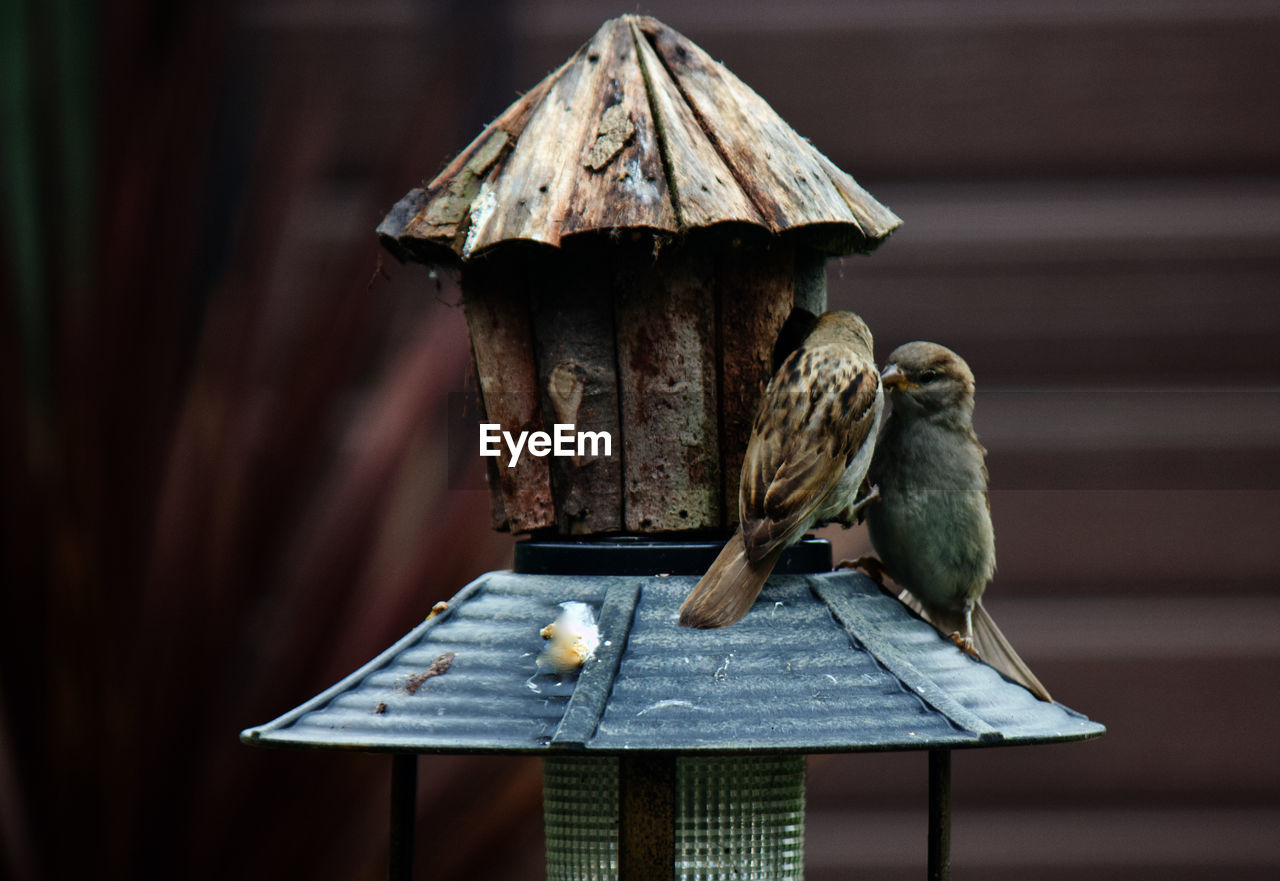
[
  {"left": 7, "top": 2, "right": 1274, "bottom": 880},
  {"left": 253, "top": 1, "right": 1280, "bottom": 877}
]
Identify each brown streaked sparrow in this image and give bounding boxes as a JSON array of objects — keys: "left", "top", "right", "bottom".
[
  {"left": 679, "top": 311, "right": 883, "bottom": 629},
  {"left": 851, "top": 341, "right": 1052, "bottom": 702}
]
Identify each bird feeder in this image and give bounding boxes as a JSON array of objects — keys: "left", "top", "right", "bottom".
[{"left": 243, "top": 15, "right": 1103, "bottom": 880}]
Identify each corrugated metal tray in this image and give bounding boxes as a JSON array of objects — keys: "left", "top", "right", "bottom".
[{"left": 242, "top": 550, "right": 1103, "bottom": 754}]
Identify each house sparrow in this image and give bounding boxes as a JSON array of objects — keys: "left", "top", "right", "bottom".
[
  {"left": 679, "top": 311, "right": 883, "bottom": 629},
  {"left": 853, "top": 341, "right": 1052, "bottom": 702}
]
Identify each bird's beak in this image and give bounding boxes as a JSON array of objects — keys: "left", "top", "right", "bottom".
[{"left": 880, "top": 363, "right": 912, "bottom": 391}]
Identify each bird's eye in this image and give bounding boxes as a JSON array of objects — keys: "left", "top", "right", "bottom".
[{"left": 918, "top": 369, "right": 941, "bottom": 384}]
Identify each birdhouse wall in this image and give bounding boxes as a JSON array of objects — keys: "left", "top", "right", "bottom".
[
  {"left": 614, "top": 243, "right": 720, "bottom": 532},
  {"left": 715, "top": 242, "right": 799, "bottom": 521},
  {"left": 461, "top": 257, "right": 554, "bottom": 534},
  {"left": 462, "top": 233, "right": 825, "bottom": 537},
  {"left": 530, "top": 250, "right": 624, "bottom": 535}
]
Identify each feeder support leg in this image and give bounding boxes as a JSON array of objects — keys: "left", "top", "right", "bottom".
[
  {"left": 390, "top": 753, "right": 418, "bottom": 881},
  {"left": 928, "top": 749, "right": 951, "bottom": 881}
]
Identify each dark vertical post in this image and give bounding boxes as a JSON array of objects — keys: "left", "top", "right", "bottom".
[
  {"left": 619, "top": 754, "right": 676, "bottom": 881},
  {"left": 792, "top": 245, "right": 828, "bottom": 316},
  {"left": 928, "top": 749, "right": 951, "bottom": 881},
  {"left": 390, "top": 753, "right": 418, "bottom": 881}
]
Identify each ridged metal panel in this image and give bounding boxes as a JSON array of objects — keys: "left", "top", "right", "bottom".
[
  {"left": 242, "top": 569, "right": 1103, "bottom": 753},
  {"left": 591, "top": 576, "right": 963, "bottom": 751}
]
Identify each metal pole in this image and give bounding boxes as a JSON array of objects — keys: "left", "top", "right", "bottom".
[
  {"left": 390, "top": 753, "right": 418, "bottom": 881},
  {"left": 927, "top": 749, "right": 951, "bottom": 881},
  {"left": 619, "top": 754, "right": 676, "bottom": 881}
]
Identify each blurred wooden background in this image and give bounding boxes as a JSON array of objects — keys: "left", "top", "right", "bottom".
[{"left": 2, "top": 1, "right": 1277, "bottom": 879}]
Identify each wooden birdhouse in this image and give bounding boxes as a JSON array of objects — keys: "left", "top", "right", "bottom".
[{"left": 378, "top": 14, "right": 901, "bottom": 537}]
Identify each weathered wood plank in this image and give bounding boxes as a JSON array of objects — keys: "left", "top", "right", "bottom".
[
  {"left": 561, "top": 20, "right": 677, "bottom": 237},
  {"left": 467, "top": 347, "right": 510, "bottom": 532},
  {"left": 463, "top": 27, "right": 604, "bottom": 251},
  {"left": 615, "top": 242, "right": 720, "bottom": 531},
  {"left": 529, "top": 248, "right": 623, "bottom": 534},
  {"left": 460, "top": 255, "right": 554, "bottom": 533},
  {"left": 716, "top": 240, "right": 795, "bottom": 524},
  {"left": 469, "top": 17, "right": 681, "bottom": 253},
  {"left": 629, "top": 18, "right": 762, "bottom": 229},
  {"left": 395, "top": 67, "right": 559, "bottom": 252}
]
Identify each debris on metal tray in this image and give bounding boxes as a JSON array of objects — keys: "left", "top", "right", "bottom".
[{"left": 399, "top": 651, "right": 457, "bottom": 696}]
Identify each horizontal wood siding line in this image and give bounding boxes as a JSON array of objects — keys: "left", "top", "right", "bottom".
[
  {"left": 858, "top": 179, "right": 1280, "bottom": 264},
  {"left": 513, "top": 1, "right": 1280, "bottom": 35},
  {"left": 265, "top": 16, "right": 1280, "bottom": 179},
  {"left": 806, "top": 807, "right": 1280, "bottom": 871},
  {"left": 514, "top": 15, "right": 1280, "bottom": 178},
  {"left": 291, "top": 177, "right": 1280, "bottom": 258},
  {"left": 984, "top": 489, "right": 1280, "bottom": 584},
  {"left": 973, "top": 389, "right": 1280, "bottom": 450},
  {"left": 245, "top": 1, "right": 1280, "bottom": 33},
  {"left": 947, "top": 595, "right": 1280, "bottom": 660},
  {"left": 988, "top": 448, "right": 1280, "bottom": 491}
]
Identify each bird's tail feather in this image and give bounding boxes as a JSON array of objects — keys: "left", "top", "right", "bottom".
[
  {"left": 679, "top": 531, "right": 783, "bottom": 629},
  {"left": 898, "top": 589, "right": 1052, "bottom": 703},
  {"left": 970, "top": 600, "right": 1053, "bottom": 702}
]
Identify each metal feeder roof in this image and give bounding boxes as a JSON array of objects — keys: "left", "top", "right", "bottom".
[
  {"left": 242, "top": 540, "right": 1103, "bottom": 754},
  {"left": 377, "top": 14, "right": 901, "bottom": 265}
]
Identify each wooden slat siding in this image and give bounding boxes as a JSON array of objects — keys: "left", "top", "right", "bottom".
[
  {"left": 990, "top": 448, "right": 1280, "bottom": 492},
  {"left": 986, "top": 490, "right": 1280, "bottom": 590},
  {"left": 774, "top": 17, "right": 1280, "bottom": 178},
  {"left": 308, "top": 10, "right": 1280, "bottom": 185},
  {"left": 806, "top": 653, "right": 1280, "bottom": 800},
  {"left": 715, "top": 240, "right": 795, "bottom": 524},
  {"left": 807, "top": 806, "right": 1280, "bottom": 881},
  {"left": 855, "top": 179, "right": 1280, "bottom": 264},
  {"left": 460, "top": 255, "right": 554, "bottom": 533},
  {"left": 615, "top": 242, "right": 721, "bottom": 532},
  {"left": 512, "top": 9, "right": 1280, "bottom": 179},
  {"left": 850, "top": 267, "right": 1280, "bottom": 353},
  {"left": 529, "top": 248, "right": 623, "bottom": 534}
]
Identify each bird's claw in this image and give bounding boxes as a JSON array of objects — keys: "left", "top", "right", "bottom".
[
  {"left": 948, "top": 631, "right": 981, "bottom": 660},
  {"left": 835, "top": 555, "right": 887, "bottom": 585},
  {"left": 845, "top": 483, "right": 881, "bottom": 525}
]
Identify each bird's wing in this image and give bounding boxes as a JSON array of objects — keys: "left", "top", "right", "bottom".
[{"left": 739, "top": 345, "right": 880, "bottom": 563}]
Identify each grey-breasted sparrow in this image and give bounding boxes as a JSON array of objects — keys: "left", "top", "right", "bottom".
[{"left": 853, "top": 341, "right": 1052, "bottom": 701}]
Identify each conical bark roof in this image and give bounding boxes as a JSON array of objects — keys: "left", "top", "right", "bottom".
[{"left": 379, "top": 15, "right": 900, "bottom": 263}]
